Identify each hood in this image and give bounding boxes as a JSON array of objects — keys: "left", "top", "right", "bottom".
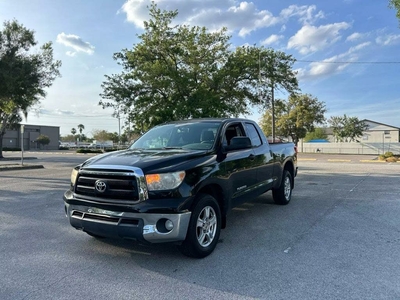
[{"left": 81, "top": 149, "right": 208, "bottom": 173}]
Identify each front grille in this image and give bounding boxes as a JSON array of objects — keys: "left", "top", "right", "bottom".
[{"left": 75, "top": 170, "right": 139, "bottom": 202}]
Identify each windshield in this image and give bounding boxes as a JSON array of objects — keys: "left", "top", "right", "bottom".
[{"left": 130, "top": 122, "right": 221, "bottom": 150}]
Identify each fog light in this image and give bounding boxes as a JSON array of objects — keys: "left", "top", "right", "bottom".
[{"left": 165, "top": 219, "right": 174, "bottom": 231}]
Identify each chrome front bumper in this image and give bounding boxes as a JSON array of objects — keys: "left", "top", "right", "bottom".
[{"left": 65, "top": 204, "right": 191, "bottom": 243}]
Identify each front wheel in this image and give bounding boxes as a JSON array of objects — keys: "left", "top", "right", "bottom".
[
  {"left": 177, "top": 194, "right": 221, "bottom": 258},
  {"left": 272, "top": 170, "right": 293, "bottom": 205}
]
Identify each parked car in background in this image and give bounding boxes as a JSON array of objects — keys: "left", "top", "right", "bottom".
[{"left": 88, "top": 140, "right": 114, "bottom": 149}]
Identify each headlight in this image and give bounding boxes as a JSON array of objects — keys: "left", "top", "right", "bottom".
[
  {"left": 70, "top": 166, "right": 80, "bottom": 187},
  {"left": 145, "top": 171, "right": 185, "bottom": 191}
]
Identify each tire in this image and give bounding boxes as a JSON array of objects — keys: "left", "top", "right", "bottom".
[
  {"left": 272, "top": 170, "right": 293, "bottom": 205},
  {"left": 177, "top": 194, "right": 221, "bottom": 258}
]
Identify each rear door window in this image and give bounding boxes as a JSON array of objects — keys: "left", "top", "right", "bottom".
[{"left": 245, "top": 123, "right": 262, "bottom": 147}]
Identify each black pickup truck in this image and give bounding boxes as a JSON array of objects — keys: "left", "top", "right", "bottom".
[{"left": 63, "top": 118, "right": 297, "bottom": 258}]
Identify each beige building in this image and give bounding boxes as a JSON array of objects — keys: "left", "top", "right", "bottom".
[
  {"left": 361, "top": 119, "right": 399, "bottom": 143},
  {"left": 2, "top": 124, "right": 60, "bottom": 150}
]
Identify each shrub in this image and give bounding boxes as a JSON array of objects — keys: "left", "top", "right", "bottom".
[
  {"left": 36, "top": 134, "right": 50, "bottom": 147},
  {"left": 76, "top": 149, "right": 102, "bottom": 154},
  {"left": 386, "top": 156, "right": 398, "bottom": 163},
  {"left": 103, "top": 148, "right": 122, "bottom": 152},
  {"left": 384, "top": 151, "right": 394, "bottom": 158},
  {"left": 59, "top": 146, "right": 69, "bottom": 150},
  {"left": 3, "top": 147, "right": 21, "bottom": 151}
]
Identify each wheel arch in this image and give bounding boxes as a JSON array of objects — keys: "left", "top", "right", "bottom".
[
  {"left": 196, "top": 184, "right": 227, "bottom": 229},
  {"left": 283, "top": 159, "right": 295, "bottom": 188}
]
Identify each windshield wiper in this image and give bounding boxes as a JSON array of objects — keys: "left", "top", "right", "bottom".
[{"left": 162, "top": 147, "right": 183, "bottom": 150}]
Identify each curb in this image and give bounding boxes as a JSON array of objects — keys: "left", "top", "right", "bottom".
[
  {"left": 298, "top": 158, "right": 317, "bottom": 161},
  {"left": 0, "top": 157, "right": 37, "bottom": 161},
  {"left": 328, "top": 159, "right": 351, "bottom": 162},
  {"left": 0, "top": 165, "right": 45, "bottom": 172}
]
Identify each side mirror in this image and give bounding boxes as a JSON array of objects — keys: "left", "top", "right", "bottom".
[{"left": 225, "top": 136, "right": 252, "bottom": 151}]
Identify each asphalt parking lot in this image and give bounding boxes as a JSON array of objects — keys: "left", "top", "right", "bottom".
[{"left": 1, "top": 152, "right": 400, "bottom": 299}]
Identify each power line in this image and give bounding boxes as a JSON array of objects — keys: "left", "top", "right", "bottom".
[
  {"left": 296, "top": 60, "right": 400, "bottom": 64},
  {"left": 28, "top": 114, "right": 115, "bottom": 119}
]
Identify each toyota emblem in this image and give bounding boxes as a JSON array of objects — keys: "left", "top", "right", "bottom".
[{"left": 95, "top": 180, "right": 107, "bottom": 193}]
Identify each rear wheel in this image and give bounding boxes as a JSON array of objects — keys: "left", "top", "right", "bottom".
[
  {"left": 272, "top": 170, "right": 293, "bottom": 205},
  {"left": 177, "top": 194, "right": 221, "bottom": 258}
]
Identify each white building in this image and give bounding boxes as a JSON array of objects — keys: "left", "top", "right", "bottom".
[{"left": 300, "top": 119, "right": 400, "bottom": 155}]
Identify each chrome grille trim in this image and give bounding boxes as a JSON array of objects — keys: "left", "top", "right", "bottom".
[{"left": 76, "top": 165, "right": 148, "bottom": 203}]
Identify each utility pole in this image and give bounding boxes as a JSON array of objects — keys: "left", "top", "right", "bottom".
[
  {"left": 20, "top": 125, "right": 24, "bottom": 166},
  {"left": 117, "top": 112, "right": 121, "bottom": 147},
  {"left": 271, "top": 84, "right": 275, "bottom": 142},
  {"left": 259, "top": 49, "right": 277, "bottom": 142}
]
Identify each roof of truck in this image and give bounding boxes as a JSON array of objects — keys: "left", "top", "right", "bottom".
[{"left": 164, "top": 118, "right": 253, "bottom": 124}]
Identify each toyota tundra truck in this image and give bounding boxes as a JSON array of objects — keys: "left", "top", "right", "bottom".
[{"left": 63, "top": 118, "right": 297, "bottom": 258}]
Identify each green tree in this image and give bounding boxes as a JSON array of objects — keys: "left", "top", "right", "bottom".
[
  {"left": 121, "top": 128, "right": 141, "bottom": 144},
  {"left": 329, "top": 115, "right": 368, "bottom": 142},
  {"left": 304, "top": 128, "right": 328, "bottom": 142},
  {"left": 99, "top": 3, "right": 297, "bottom": 132},
  {"left": 0, "top": 20, "right": 61, "bottom": 158},
  {"left": 79, "top": 133, "right": 87, "bottom": 142},
  {"left": 389, "top": 0, "right": 400, "bottom": 25},
  {"left": 92, "top": 129, "right": 113, "bottom": 142},
  {"left": 71, "top": 128, "right": 77, "bottom": 135},
  {"left": 259, "top": 94, "right": 326, "bottom": 145},
  {"left": 77, "top": 124, "right": 85, "bottom": 134},
  {"left": 61, "top": 134, "right": 75, "bottom": 142},
  {"left": 108, "top": 132, "right": 119, "bottom": 144},
  {"left": 36, "top": 134, "right": 50, "bottom": 148},
  {"left": 76, "top": 124, "right": 85, "bottom": 141}
]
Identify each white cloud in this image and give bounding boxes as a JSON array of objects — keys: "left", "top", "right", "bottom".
[
  {"left": 296, "top": 41, "right": 371, "bottom": 79},
  {"left": 376, "top": 34, "right": 400, "bottom": 46},
  {"left": 287, "top": 22, "right": 351, "bottom": 54},
  {"left": 121, "top": 0, "right": 280, "bottom": 36},
  {"left": 261, "top": 34, "right": 284, "bottom": 46},
  {"left": 347, "top": 41, "right": 371, "bottom": 53},
  {"left": 56, "top": 32, "right": 95, "bottom": 56},
  {"left": 120, "top": 0, "right": 325, "bottom": 37},
  {"left": 40, "top": 109, "right": 75, "bottom": 116},
  {"left": 280, "top": 5, "right": 324, "bottom": 25},
  {"left": 346, "top": 32, "right": 365, "bottom": 42}
]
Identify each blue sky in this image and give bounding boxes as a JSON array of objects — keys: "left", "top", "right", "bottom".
[{"left": 1, "top": 0, "right": 400, "bottom": 136}]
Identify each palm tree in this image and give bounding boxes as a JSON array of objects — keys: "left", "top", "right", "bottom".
[
  {"left": 71, "top": 128, "right": 77, "bottom": 135},
  {"left": 77, "top": 124, "right": 85, "bottom": 134}
]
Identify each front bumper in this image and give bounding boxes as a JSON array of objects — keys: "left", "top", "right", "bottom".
[{"left": 65, "top": 203, "right": 191, "bottom": 243}]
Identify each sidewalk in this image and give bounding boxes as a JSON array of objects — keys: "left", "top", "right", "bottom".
[{"left": 297, "top": 153, "right": 393, "bottom": 163}]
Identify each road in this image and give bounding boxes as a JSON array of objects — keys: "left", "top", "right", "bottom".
[{"left": 1, "top": 152, "right": 400, "bottom": 299}]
